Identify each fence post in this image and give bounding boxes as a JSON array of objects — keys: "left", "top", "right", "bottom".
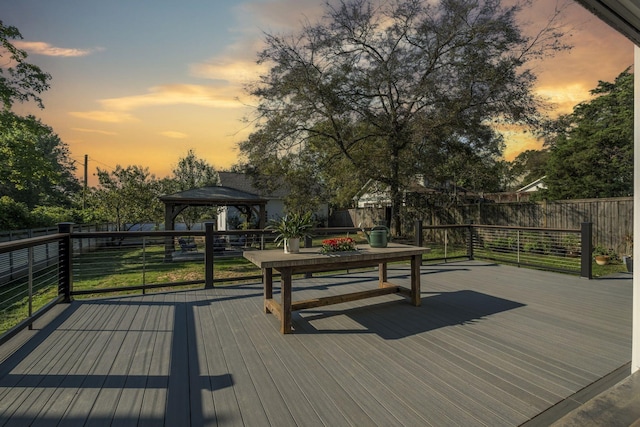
[
  {"left": 58, "top": 222, "right": 74, "bottom": 303},
  {"left": 205, "top": 222, "right": 215, "bottom": 289},
  {"left": 580, "top": 222, "right": 593, "bottom": 279},
  {"left": 467, "top": 223, "right": 474, "bottom": 260}
]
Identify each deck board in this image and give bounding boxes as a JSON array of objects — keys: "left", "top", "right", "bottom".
[
  {"left": 112, "top": 298, "right": 158, "bottom": 427},
  {"left": 137, "top": 293, "right": 172, "bottom": 427},
  {"left": 344, "top": 303, "right": 532, "bottom": 424},
  {"left": 200, "top": 292, "right": 244, "bottom": 426},
  {"left": 242, "top": 289, "right": 382, "bottom": 426},
  {"left": 230, "top": 291, "right": 362, "bottom": 426},
  {"left": 296, "top": 306, "right": 481, "bottom": 426},
  {"left": 0, "top": 261, "right": 633, "bottom": 426}
]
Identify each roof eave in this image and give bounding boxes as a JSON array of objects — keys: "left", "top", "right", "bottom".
[{"left": 574, "top": 0, "right": 640, "bottom": 46}]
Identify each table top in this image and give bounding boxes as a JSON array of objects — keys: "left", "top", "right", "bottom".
[{"left": 243, "top": 243, "right": 429, "bottom": 269}]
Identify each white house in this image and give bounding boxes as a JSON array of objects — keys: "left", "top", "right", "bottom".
[
  {"left": 516, "top": 176, "right": 546, "bottom": 193},
  {"left": 354, "top": 176, "right": 476, "bottom": 209}
]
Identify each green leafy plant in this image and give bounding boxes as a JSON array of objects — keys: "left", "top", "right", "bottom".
[
  {"left": 593, "top": 245, "right": 619, "bottom": 262},
  {"left": 265, "top": 212, "right": 315, "bottom": 246}
]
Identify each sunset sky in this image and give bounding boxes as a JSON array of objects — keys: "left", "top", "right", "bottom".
[{"left": 0, "top": 0, "right": 634, "bottom": 187}]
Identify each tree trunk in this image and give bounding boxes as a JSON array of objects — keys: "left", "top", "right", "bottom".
[
  {"left": 390, "top": 187, "right": 403, "bottom": 236},
  {"left": 389, "top": 148, "right": 402, "bottom": 236}
]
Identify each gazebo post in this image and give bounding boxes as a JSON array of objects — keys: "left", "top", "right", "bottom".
[
  {"left": 259, "top": 204, "right": 266, "bottom": 229},
  {"left": 205, "top": 222, "right": 215, "bottom": 289},
  {"left": 164, "top": 203, "right": 175, "bottom": 262}
]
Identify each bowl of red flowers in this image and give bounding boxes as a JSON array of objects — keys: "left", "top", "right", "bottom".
[{"left": 320, "top": 237, "right": 358, "bottom": 254}]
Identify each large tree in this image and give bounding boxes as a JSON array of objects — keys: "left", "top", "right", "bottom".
[
  {"left": 0, "top": 20, "right": 51, "bottom": 111},
  {"left": 170, "top": 149, "right": 219, "bottom": 191},
  {"left": 167, "top": 149, "right": 220, "bottom": 229},
  {"left": 0, "top": 21, "right": 79, "bottom": 212},
  {"left": 0, "top": 111, "right": 80, "bottom": 209},
  {"left": 92, "top": 165, "right": 164, "bottom": 231},
  {"left": 542, "top": 69, "right": 633, "bottom": 200},
  {"left": 241, "top": 0, "right": 568, "bottom": 233}
]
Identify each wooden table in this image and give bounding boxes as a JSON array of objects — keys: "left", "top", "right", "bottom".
[{"left": 243, "top": 243, "right": 430, "bottom": 333}]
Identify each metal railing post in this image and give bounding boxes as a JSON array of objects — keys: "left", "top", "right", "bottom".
[
  {"left": 580, "top": 222, "right": 593, "bottom": 279},
  {"left": 28, "top": 246, "right": 33, "bottom": 329},
  {"left": 142, "top": 237, "right": 147, "bottom": 294},
  {"left": 467, "top": 223, "right": 474, "bottom": 260},
  {"left": 205, "top": 222, "right": 215, "bottom": 289},
  {"left": 448, "top": 230, "right": 454, "bottom": 260},
  {"left": 58, "top": 222, "right": 74, "bottom": 302},
  {"left": 414, "top": 219, "right": 423, "bottom": 247}
]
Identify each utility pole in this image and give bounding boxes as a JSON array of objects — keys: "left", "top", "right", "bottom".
[
  {"left": 83, "top": 154, "right": 88, "bottom": 210},
  {"left": 84, "top": 154, "right": 88, "bottom": 189}
]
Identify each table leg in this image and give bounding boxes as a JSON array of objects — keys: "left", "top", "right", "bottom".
[
  {"left": 280, "top": 268, "right": 292, "bottom": 334},
  {"left": 378, "top": 262, "right": 387, "bottom": 287},
  {"left": 264, "top": 268, "right": 273, "bottom": 313},
  {"left": 411, "top": 254, "right": 421, "bottom": 306}
]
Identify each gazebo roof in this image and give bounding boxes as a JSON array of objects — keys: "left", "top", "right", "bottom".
[
  {"left": 160, "top": 185, "right": 269, "bottom": 232},
  {"left": 160, "top": 186, "right": 268, "bottom": 206}
]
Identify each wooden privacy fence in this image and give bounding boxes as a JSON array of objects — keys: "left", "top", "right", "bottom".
[
  {"left": 463, "top": 197, "right": 633, "bottom": 254},
  {"left": 335, "top": 196, "right": 633, "bottom": 255}
]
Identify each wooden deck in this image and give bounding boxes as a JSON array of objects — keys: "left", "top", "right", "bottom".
[{"left": 0, "top": 261, "right": 632, "bottom": 426}]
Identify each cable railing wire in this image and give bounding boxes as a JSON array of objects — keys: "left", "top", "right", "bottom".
[{"left": 1, "top": 223, "right": 594, "bottom": 344}]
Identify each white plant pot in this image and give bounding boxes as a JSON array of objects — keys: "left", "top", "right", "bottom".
[{"left": 284, "top": 237, "right": 300, "bottom": 254}]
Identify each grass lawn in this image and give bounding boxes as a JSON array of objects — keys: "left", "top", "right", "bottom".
[{"left": 423, "top": 244, "right": 628, "bottom": 277}]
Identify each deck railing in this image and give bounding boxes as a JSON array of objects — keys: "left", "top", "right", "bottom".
[
  {"left": 415, "top": 221, "right": 593, "bottom": 277},
  {"left": 1, "top": 221, "right": 593, "bottom": 344},
  {"left": 0, "top": 231, "right": 68, "bottom": 345}
]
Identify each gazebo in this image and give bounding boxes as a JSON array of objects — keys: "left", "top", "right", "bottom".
[
  {"left": 160, "top": 186, "right": 268, "bottom": 231},
  {"left": 160, "top": 186, "right": 268, "bottom": 257}
]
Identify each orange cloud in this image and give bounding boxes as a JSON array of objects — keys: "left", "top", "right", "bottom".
[
  {"left": 159, "top": 131, "right": 188, "bottom": 139},
  {"left": 535, "top": 83, "right": 593, "bottom": 116},
  {"left": 69, "top": 111, "right": 138, "bottom": 123},
  {"left": 190, "top": 58, "right": 266, "bottom": 84},
  {"left": 71, "top": 128, "right": 118, "bottom": 136},
  {"left": 69, "top": 84, "right": 246, "bottom": 125},
  {"left": 99, "top": 84, "right": 244, "bottom": 111},
  {"left": 503, "top": 132, "right": 545, "bottom": 161},
  {"left": 13, "top": 41, "right": 102, "bottom": 57}
]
